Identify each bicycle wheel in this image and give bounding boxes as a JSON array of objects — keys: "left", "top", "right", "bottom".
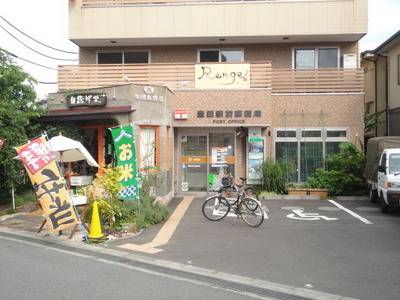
[
  {"left": 202, "top": 195, "right": 230, "bottom": 221},
  {"left": 239, "top": 197, "right": 264, "bottom": 227},
  {"left": 244, "top": 187, "right": 259, "bottom": 200}
]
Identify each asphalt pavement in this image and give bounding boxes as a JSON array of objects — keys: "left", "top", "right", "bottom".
[{"left": 1, "top": 195, "right": 399, "bottom": 300}]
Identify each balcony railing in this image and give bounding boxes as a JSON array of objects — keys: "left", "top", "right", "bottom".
[
  {"left": 271, "top": 68, "right": 364, "bottom": 93},
  {"left": 57, "top": 62, "right": 364, "bottom": 93},
  {"left": 58, "top": 62, "right": 272, "bottom": 90}
]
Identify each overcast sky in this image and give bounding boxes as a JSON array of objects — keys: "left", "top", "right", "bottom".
[{"left": 0, "top": 0, "right": 399, "bottom": 99}]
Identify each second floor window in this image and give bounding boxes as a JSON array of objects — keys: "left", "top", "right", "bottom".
[
  {"left": 294, "top": 48, "right": 338, "bottom": 69},
  {"left": 98, "top": 51, "right": 149, "bottom": 64},
  {"left": 199, "top": 49, "right": 243, "bottom": 62}
]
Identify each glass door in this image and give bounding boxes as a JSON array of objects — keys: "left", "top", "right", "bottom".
[
  {"left": 208, "top": 133, "right": 235, "bottom": 190},
  {"left": 179, "top": 135, "right": 208, "bottom": 192}
]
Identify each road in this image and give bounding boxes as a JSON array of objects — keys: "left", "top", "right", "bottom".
[{"left": 0, "top": 233, "right": 259, "bottom": 300}]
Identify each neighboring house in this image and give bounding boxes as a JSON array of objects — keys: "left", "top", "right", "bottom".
[
  {"left": 361, "top": 30, "right": 400, "bottom": 138},
  {"left": 43, "top": 0, "right": 367, "bottom": 200}
]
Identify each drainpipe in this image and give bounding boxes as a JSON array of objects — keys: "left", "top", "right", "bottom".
[{"left": 377, "top": 53, "right": 389, "bottom": 135}]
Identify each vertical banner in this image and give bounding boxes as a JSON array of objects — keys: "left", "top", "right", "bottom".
[
  {"left": 15, "top": 136, "right": 78, "bottom": 233},
  {"left": 110, "top": 125, "right": 138, "bottom": 199}
]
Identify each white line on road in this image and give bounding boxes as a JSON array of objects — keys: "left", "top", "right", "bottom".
[{"left": 328, "top": 200, "right": 373, "bottom": 225}]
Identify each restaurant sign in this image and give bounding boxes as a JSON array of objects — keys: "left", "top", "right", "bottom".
[
  {"left": 195, "top": 63, "right": 250, "bottom": 89},
  {"left": 66, "top": 93, "right": 107, "bottom": 108}
]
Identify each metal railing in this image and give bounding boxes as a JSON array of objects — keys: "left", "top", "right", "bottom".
[{"left": 57, "top": 62, "right": 363, "bottom": 93}]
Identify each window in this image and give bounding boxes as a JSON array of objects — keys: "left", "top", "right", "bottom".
[
  {"left": 139, "top": 126, "right": 159, "bottom": 171},
  {"left": 294, "top": 48, "right": 338, "bottom": 69},
  {"left": 199, "top": 49, "right": 243, "bottom": 62},
  {"left": 98, "top": 51, "right": 149, "bottom": 64},
  {"left": 275, "top": 128, "right": 349, "bottom": 182}
]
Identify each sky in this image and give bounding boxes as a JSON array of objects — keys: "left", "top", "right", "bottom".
[{"left": 0, "top": 0, "right": 399, "bottom": 99}]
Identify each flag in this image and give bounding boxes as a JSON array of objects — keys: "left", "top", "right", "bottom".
[
  {"left": 15, "top": 136, "right": 78, "bottom": 233},
  {"left": 110, "top": 125, "right": 138, "bottom": 199}
]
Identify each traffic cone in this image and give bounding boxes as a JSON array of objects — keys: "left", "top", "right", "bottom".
[{"left": 87, "top": 202, "right": 108, "bottom": 243}]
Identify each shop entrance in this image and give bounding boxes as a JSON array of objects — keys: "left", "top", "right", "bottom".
[{"left": 178, "top": 130, "right": 235, "bottom": 193}]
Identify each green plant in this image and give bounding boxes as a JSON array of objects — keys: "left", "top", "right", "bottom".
[
  {"left": 260, "top": 159, "right": 296, "bottom": 194},
  {"left": 85, "top": 164, "right": 123, "bottom": 226},
  {"left": 304, "top": 142, "right": 367, "bottom": 196}
]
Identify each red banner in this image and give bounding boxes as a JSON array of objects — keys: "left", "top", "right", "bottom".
[{"left": 15, "top": 136, "right": 78, "bottom": 233}]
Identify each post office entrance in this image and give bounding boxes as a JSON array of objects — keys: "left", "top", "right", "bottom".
[{"left": 178, "top": 129, "right": 235, "bottom": 193}]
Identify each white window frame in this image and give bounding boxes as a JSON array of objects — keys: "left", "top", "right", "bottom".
[
  {"left": 197, "top": 48, "right": 244, "bottom": 63},
  {"left": 292, "top": 47, "right": 340, "bottom": 69},
  {"left": 97, "top": 50, "right": 151, "bottom": 64}
]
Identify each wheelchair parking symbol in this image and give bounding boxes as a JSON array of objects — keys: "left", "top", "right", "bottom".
[{"left": 287, "top": 209, "right": 338, "bottom": 221}]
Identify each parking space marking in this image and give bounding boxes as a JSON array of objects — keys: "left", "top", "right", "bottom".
[{"left": 328, "top": 200, "right": 373, "bottom": 225}]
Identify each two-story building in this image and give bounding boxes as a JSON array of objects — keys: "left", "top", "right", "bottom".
[
  {"left": 362, "top": 30, "right": 400, "bottom": 138},
  {"left": 44, "top": 0, "right": 367, "bottom": 202}
]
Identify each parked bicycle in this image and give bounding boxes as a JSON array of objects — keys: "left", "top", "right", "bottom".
[{"left": 202, "top": 175, "right": 264, "bottom": 227}]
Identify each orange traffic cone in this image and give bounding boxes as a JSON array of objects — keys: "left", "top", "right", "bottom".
[{"left": 87, "top": 202, "right": 108, "bottom": 243}]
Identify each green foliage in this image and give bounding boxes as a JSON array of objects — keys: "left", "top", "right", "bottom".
[
  {"left": 0, "top": 49, "right": 46, "bottom": 202},
  {"left": 364, "top": 104, "right": 386, "bottom": 134},
  {"left": 305, "top": 142, "right": 367, "bottom": 196},
  {"left": 260, "top": 159, "right": 296, "bottom": 194},
  {"left": 84, "top": 166, "right": 169, "bottom": 230}
]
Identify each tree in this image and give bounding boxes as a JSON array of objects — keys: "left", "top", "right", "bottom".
[{"left": 0, "top": 49, "right": 45, "bottom": 202}]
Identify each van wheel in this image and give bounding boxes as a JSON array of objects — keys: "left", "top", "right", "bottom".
[
  {"left": 369, "top": 188, "right": 378, "bottom": 203},
  {"left": 380, "top": 194, "right": 389, "bottom": 213}
]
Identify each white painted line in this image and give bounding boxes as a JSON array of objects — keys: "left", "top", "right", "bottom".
[{"left": 328, "top": 200, "right": 373, "bottom": 225}]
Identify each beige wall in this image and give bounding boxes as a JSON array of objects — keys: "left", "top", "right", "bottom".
[
  {"left": 70, "top": 0, "right": 367, "bottom": 42},
  {"left": 79, "top": 41, "right": 359, "bottom": 68}
]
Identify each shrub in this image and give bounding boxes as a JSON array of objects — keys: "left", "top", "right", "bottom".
[
  {"left": 260, "top": 159, "right": 296, "bottom": 194},
  {"left": 305, "top": 142, "right": 367, "bottom": 196}
]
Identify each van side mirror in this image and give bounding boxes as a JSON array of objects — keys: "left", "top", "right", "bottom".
[{"left": 378, "top": 165, "right": 386, "bottom": 174}]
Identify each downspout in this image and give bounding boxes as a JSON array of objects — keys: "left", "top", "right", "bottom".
[{"left": 377, "top": 54, "right": 389, "bottom": 135}]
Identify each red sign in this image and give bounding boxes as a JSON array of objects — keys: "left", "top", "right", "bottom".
[
  {"left": 175, "top": 109, "right": 188, "bottom": 119},
  {"left": 17, "top": 137, "right": 54, "bottom": 174},
  {"left": 0, "top": 139, "right": 5, "bottom": 150}
]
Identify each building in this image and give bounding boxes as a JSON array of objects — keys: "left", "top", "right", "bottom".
[
  {"left": 44, "top": 0, "right": 367, "bottom": 201},
  {"left": 361, "top": 30, "right": 400, "bottom": 138}
]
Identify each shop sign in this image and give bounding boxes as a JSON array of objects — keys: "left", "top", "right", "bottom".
[
  {"left": 135, "top": 85, "right": 164, "bottom": 102},
  {"left": 197, "top": 110, "right": 261, "bottom": 124},
  {"left": 67, "top": 93, "right": 107, "bottom": 108},
  {"left": 195, "top": 63, "right": 250, "bottom": 89},
  {"left": 248, "top": 127, "right": 262, "bottom": 142}
]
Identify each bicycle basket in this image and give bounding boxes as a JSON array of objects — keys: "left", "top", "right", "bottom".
[{"left": 221, "top": 176, "right": 233, "bottom": 188}]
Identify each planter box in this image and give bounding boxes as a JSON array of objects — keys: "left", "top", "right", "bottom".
[
  {"left": 308, "top": 189, "right": 329, "bottom": 197},
  {"left": 287, "top": 189, "right": 308, "bottom": 196},
  {"left": 287, "top": 188, "right": 329, "bottom": 197}
]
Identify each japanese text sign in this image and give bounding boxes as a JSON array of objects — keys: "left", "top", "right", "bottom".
[
  {"left": 15, "top": 136, "right": 78, "bottom": 233},
  {"left": 110, "top": 126, "right": 138, "bottom": 199}
]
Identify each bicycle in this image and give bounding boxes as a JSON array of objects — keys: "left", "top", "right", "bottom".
[{"left": 202, "top": 175, "right": 264, "bottom": 227}]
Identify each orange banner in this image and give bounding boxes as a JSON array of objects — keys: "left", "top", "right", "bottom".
[{"left": 16, "top": 136, "right": 78, "bottom": 233}]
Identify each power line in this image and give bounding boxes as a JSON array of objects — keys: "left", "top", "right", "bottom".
[
  {"left": 0, "top": 15, "right": 78, "bottom": 55},
  {"left": 5, "top": 50, "right": 58, "bottom": 70},
  {"left": 0, "top": 23, "right": 78, "bottom": 61}
]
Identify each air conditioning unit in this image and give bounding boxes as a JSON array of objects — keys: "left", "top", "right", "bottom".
[{"left": 342, "top": 54, "right": 357, "bottom": 68}]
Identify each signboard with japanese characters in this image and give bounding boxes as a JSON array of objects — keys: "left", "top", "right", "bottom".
[
  {"left": 195, "top": 63, "right": 250, "bottom": 89},
  {"left": 66, "top": 93, "right": 107, "bottom": 108},
  {"left": 110, "top": 125, "right": 138, "bottom": 199},
  {"left": 15, "top": 136, "right": 78, "bottom": 233}
]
